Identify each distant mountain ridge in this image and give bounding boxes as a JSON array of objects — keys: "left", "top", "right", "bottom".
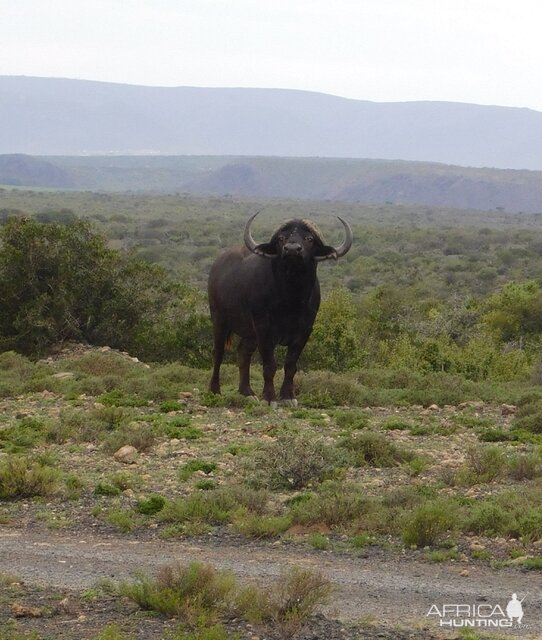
[
  {"left": 2, "top": 76, "right": 542, "bottom": 170},
  {"left": 3, "top": 154, "right": 542, "bottom": 214}
]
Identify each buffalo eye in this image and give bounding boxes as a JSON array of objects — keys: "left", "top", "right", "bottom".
[
  {"left": 305, "top": 236, "right": 314, "bottom": 243},
  {"left": 278, "top": 235, "right": 286, "bottom": 243}
]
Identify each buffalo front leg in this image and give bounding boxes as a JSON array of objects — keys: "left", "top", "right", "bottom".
[
  {"left": 280, "top": 339, "right": 308, "bottom": 401},
  {"left": 253, "top": 318, "right": 277, "bottom": 403},
  {"left": 260, "top": 347, "right": 277, "bottom": 403},
  {"left": 238, "top": 337, "right": 257, "bottom": 397}
]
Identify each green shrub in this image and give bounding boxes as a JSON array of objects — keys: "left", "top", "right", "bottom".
[
  {"left": 0, "top": 217, "right": 177, "bottom": 356},
  {"left": 179, "top": 460, "right": 217, "bottom": 481},
  {"left": 308, "top": 532, "right": 331, "bottom": 550},
  {"left": 136, "top": 495, "right": 166, "bottom": 515},
  {"left": 160, "top": 493, "right": 232, "bottom": 526},
  {"left": 479, "top": 429, "right": 514, "bottom": 442},
  {"left": 94, "top": 482, "right": 121, "bottom": 497},
  {"left": 0, "top": 455, "right": 60, "bottom": 499},
  {"left": 104, "top": 509, "right": 140, "bottom": 533},
  {"left": 402, "top": 499, "right": 457, "bottom": 547},
  {"left": 245, "top": 432, "right": 340, "bottom": 490},
  {"left": 382, "top": 417, "right": 413, "bottom": 431},
  {"left": 333, "top": 409, "right": 370, "bottom": 430},
  {"left": 295, "top": 370, "right": 366, "bottom": 407},
  {"left": 464, "top": 502, "right": 510, "bottom": 537},
  {"left": 99, "top": 390, "right": 149, "bottom": 408},
  {"left": 514, "top": 410, "right": 542, "bottom": 434},
  {"left": 464, "top": 445, "right": 506, "bottom": 483},
  {"left": 0, "top": 417, "right": 47, "bottom": 453},
  {"left": 195, "top": 479, "right": 217, "bottom": 491},
  {"left": 507, "top": 452, "right": 542, "bottom": 480},
  {"left": 340, "top": 431, "right": 413, "bottom": 467},
  {"left": 302, "top": 289, "right": 365, "bottom": 371},
  {"left": 102, "top": 421, "right": 155, "bottom": 454},
  {"left": 120, "top": 561, "right": 235, "bottom": 623},
  {"left": 517, "top": 556, "right": 542, "bottom": 570},
  {"left": 93, "top": 624, "right": 134, "bottom": 640},
  {"left": 159, "top": 400, "right": 184, "bottom": 412},
  {"left": 350, "top": 533, "right": 374, "bottom": 549},
  {"left": 232, "top": 508, "right": 291, "bottom": 538},
  {"left": 265, "top": 567, "right": 332, "bottom": 636},
  {"left": 288, "top": 482, "right": 371, "bottom": 528}
]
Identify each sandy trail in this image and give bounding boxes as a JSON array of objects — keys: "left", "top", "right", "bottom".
[{"left": 1, "top": 526, "right": 540, "bottom": 635}]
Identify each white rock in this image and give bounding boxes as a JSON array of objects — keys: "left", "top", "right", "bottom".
[{"left": 113, "top": 445, "right": 138, "bottom": 464}]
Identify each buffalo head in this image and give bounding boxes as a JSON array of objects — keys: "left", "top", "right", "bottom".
[{"left": 244, "top": 212, "right": 353, "bottom": 263}]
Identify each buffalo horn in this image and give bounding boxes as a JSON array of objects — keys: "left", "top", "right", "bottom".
[
  {"left": 314, "top": 216, "right": 353, "bottom": 261},
  {"left": 244, "top": 211, "right": 275, "bottom": 258}
]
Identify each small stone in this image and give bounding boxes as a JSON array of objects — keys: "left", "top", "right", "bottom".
[
  {"left": 460, "top": 569, "right": 469, "bottom": 577},
  {"left": 11, "top": 603, "right": 43, "bottom": 618},
  {"left": 428, "top": 404, "right": 440, "bottom": 411},
  {"left": 113, "top": 445, "right": 138, "bottom": 464},
  {"left": 56, "top": 597, "right": 78, "bottom": 614},
  {"left": 52, "top": 371, "right": 75, "bottom": 379},
  {"left": 501, "top": 404, "right": 516, "bottom": 416}
]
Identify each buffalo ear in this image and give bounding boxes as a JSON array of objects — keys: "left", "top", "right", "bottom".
[
  {"left": 254, "top": 242, "right": 278, "bottom": 258},
  {"left": 314, "top": 244, "right": 338, "bottom": 261}
]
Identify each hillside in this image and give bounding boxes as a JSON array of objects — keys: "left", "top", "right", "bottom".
[
  {"left": 2, "top": 76, "right": 542, "bottom": 169},
  {"left": 3, "top": 154, "right": 542, "bottom": 213}
]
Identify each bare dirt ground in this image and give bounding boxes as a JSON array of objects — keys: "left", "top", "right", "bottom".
[
  {"left": 1, "top": 525, "right": 540, "bottom": 638},
  {"left": 1, "top": 345, "right": 542, "bottom": 639}
]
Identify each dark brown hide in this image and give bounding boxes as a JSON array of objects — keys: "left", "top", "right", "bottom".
[{"left": 208, "top": 215, "right": 352, "bottom": 403}]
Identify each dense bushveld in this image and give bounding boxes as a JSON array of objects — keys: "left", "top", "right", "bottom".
[
  {"left": 2, "top": 188, "right": 542, "bottom": 384},
  {"left": 1, "top": 189, "right": 542, "bottom": 639}
]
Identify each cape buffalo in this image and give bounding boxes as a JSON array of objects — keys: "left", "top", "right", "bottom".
[{"left": 208, "top": 212, "right": 353, "bottom": 404}]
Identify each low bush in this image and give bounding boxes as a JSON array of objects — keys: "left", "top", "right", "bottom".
[
  {"left": 295, "top": 370, "right": 366, "bottom": 407},
  {"left": 446, "top": 444, "right": 507, "bottom": 485},
  {"left": 120, "top": 561, "right": 236, "bottom": 623},
  {"left": 340, "top": 431, "right": 413, "bottom": 467},
  {"left": 0, "top": 455, "right": 60, "bottom": 499},
  {"left": 266, "top": 567, "right": 332, "bottom": 637},
  {"left": 104, "top": 508, "right": 141, "bottom": 533},
  {"left": 507, "top": 452, "right": 542, "bottom": 480},
  {"left": 381, "top": 417, "right": 413, "bottom": 431},
  {"left": 0, "top": 417, "right": 47, "bottom": 453},
  {"left": 244, "top": 432, "right": 340, "bottom": 490},
  {"left": 102, "top": 421, "right": 155, "bottom": 454},
  {"left": 288, "top": 482, "right": 371, "bottom": 528},
  {"left": 464, "top": 502, "right": 510, "bottom": 537},
  {"left": 159, "top": 486, "right": 264, "bottom": 528},
  {"left": 232, "top": 508, "right": 291, "bottom": 538},
  {"left": 401, "top": 499, "right": 458, "bottom": 547},
  {"left": 464, "top": 445, "right": 506, "bottom": 483},
  {"left": 333, "top": 409, "right": 370, "bottom": 430},
  {"left": 179, "top": 460, "right": 217, "bottom": 481}
]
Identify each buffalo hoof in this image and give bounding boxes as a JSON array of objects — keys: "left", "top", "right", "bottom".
[
  {"left": 281, "top": 398, "right": 298, "bottom": 407},
  {"left": 269, "top": 400, "right": 279, "bottom": 409}
]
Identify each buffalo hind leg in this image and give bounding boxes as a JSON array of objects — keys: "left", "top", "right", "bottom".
[
  {"left": 238, "top": 337, "right": 257, "bottom": 397},
  {"left": 209, "top": 322, "right": 229, "bottom": 394}
]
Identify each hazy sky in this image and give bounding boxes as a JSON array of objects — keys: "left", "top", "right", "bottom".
[{"left": 2, "top": 0, "right": 542, "bottom": 111}]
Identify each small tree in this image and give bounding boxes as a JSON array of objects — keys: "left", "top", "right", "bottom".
[{"left": 0, "top": 216, "right": 210, "bottom": 359}]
